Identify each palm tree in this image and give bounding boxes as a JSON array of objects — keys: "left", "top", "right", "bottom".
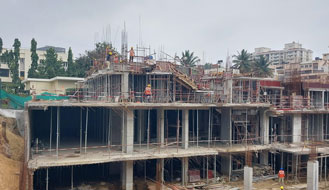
[
  {"left": 181, "top": 50, "right": 200, "bottom": 67},
  {"left": 233, "top": 49, "right": 252, "bottom": 73},
  {"left": 252, "top": 55, "right": 273, "bottom": 77}
]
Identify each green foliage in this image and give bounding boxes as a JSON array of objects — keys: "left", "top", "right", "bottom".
[
  {"left": 181, "top": 50, "right": 200, "bottom": 67},
  {"left": 70, "top": 42, "right": 111, "bottom": 77},
  {"left": 11, "top": 39, "right": 21, "bottom": 86},
  {"left": 204, "top": 63, "right": 212, "bottom": 69},
  {"left": 233, "top": 49, "right": 252, "bottom": 73},
  {"left": 252, "top": 55, "right": 273, "bottom": 77},
  {"left": 74, "top": 55, "right": 92, "bottom": 77},
  {"left": 0, "top": 50, "right": 14, "bottom": 65},
  {"left": 37, "top": 48, "right": 65, "bottom": 78},
  {"left": 28, "top": 38, "right": 39, "bottom": 78},
  {"left": 66, "top": 47, "right": 74, "bottom": 76},
  {"left": 0, "top": 37, "right": 3, "bottom": 53}
]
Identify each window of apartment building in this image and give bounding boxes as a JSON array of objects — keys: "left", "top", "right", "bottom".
[
  {"left": 20, "top": 71, "right": 25, "bottom": 77},
  {"left": 19, "top": 58, "right": 25, "bottom": 70},
  {"left": 0, "top": 68, "right": 10, "bottom": 77}
]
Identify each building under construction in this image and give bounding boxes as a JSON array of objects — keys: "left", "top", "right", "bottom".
[{"left": 20, "top": 47, "right": 329, "bottom": 190}]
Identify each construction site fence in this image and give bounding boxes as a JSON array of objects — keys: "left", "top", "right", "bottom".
[{"left": 30, "top": 134, "right": 329, "bottom": 160}]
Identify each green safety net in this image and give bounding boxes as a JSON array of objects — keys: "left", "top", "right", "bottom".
[{"left": 0, "top": 89, "right": 69, "bottom": 109}]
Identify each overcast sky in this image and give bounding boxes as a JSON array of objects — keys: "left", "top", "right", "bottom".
[{"left": 1, "top": 0, "right": 329, "bottom": 63}]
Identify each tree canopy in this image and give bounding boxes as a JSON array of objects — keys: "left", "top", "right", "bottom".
[
  {"left": 181, "top": 50, "right": 200, "bottom": 67},
  {"left": 27, "top": 38, "right": 39, "bottom": 78},
  {"left": 11, "top": 39, "right": 21, "bottom": 86},
  {"left": 252, "top": 55, "right": 273, "bottom": 77},
  {"left": 66, "top": 47, "right": 74, "bottom": 76},
  {"left": 233, "top": 49, "right": 252, "bottom": 73},
  {"left": 0, "top": 37, "right": 3, "bottom": 53},
  {"left": 37, "top": 48, "right": 65, "bottom": 79}
]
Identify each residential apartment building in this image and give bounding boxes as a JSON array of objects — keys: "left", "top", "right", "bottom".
[
  {"left": 253, "top": 42, "right": 313, "bottom": 65},
  {"left": 23, "top": 60, "right": 329, "bottom": 190},
  {"left": 0, "top": 46, "right": 68, "bottom": 83}
]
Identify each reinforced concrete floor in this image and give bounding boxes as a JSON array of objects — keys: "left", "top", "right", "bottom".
[{"left": 28, "top": 144, "right": 269, "bottom": 169}]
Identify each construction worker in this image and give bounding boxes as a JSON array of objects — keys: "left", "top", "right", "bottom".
[
  {"left": 129, "top": 47, "right": 135, "bottom": 62},
  {"left": 107, "top": 50, "right": 113, "bottom": 61},
  {"left": 280, "top": 186, "right": 284, "bottom": 190},
  {"left": 278, "top": 168, "right": 285, "bottom": 185},
  {"left": 144, "top": 84, "right": 152, "bottom": 102}
]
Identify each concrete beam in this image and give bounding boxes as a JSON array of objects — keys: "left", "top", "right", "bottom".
[
  {"left": 307, "top": 160, "right": 319, "bottom": 190},
  {"left": 182, "top": 110, "right": 189, "bottom": 149},
  {"left": 244, "top": 166, "right": 253, "bottom": 190}
]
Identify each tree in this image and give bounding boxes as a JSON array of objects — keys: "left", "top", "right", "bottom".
[
  {"left": 233, "top": 49, "right": 252, "bottom": 73},
  {"left": 37, "top": 48, "right": 65, "bottom": 78},
  {"left": 181, "top": 50, "right": 200, "bottom": 67},
  {"left": 0, "top": 37, "right": 3, "bottom": 53},
  {"left": 0, "top": 50, "right": 14, "bottom": 66},
  {"left": 252, "top": 55, "right": 273, "bottom": 77},
  {"left": 66, "top": 47, "right": 74, "bottom": 76},
  {"left": 74, "top": 55, "right": 92, "bottom": 77},
  {"left": 11, "top": 39, "right": 21, "bottom": 86},
  {"left": 71, "top": 42, "right": 111, "bottom": 77},
  {"left": 28, "top": 38, "right": 39, "bottom": 78}
]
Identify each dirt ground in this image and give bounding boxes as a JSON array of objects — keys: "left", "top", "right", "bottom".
[{"left": 0, "top": 119, "right": 24, "bottom": 190}]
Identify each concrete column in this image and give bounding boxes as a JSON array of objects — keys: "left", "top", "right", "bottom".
[
  {"left": 260, "top": 151, "right": 269, "bottom": 165},
  {"left": 182, "top": 110, "right": 189, "bottom": 149},
  {"left": 122, "top": 161, "right": 134, "bottom": 190},
  {"left": 315, "top": 114, "right": 324, "bottom": 141},
  {"left": 292, "top": 113, "right": 302, "bottom": 143},
  {"left": 181, "top": 157, "right": 189, "bottom": 186},
  {"left": 280, "top": 117, "right": 286, "bottom": 142},
  {"left": 322, "top": 91, "right": 325, "bottom": 109},
  {"left": 292, "top": 154, "right": 298, "bottom": 178},
  {"left": 156, "top": 159, "right": 164, "bottom": 190},
  {"left": 121, "top": 72, "right": 129, "bottom": 99},
  {"left": 244, "top": 166, "right": 253, "bottom": 190},
  {"left": 123, "top": 110, "right": 134, "bottom": 153},
  {"left": 260, "top": 109, "right": 269, "bottom": 145},
  {"left": 137, "top": 110, "right": 145, "bottom": 144},
  {"left": 157, "top": 109, "right": 164, "bottom": 147},
  {"left": 221, "top": 108, "right": 232, "bottom": 145},
  {"left": 307, "top": 160, "right": 319, "bottom": 190},
  {"left": 221, "top": 154, "right": 232, "bottom": 180}
]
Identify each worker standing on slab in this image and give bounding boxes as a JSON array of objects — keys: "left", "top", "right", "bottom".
[
  {"left": 278, "top": 168, "right": 285, "bottom": 185},
  {"left": 129, "top": 47, "right": 135, "bottom": 62},
  {"left": 144, "top": 84, "right": 152, "bottom": 102}
]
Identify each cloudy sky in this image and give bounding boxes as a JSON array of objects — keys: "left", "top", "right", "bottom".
[{"left": 1, "top": 0, "right": 329, "bottom": 63}]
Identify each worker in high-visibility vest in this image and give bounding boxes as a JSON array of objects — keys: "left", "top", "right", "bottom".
[
  {"left": 129, "top": 47, "right": 135, "bottom": 62},
  {"left": 278, "top": 168, "right": 285, "bottom": 185},
  {"left": 144, "top": 84, "right": 152, "bottom": 102}
]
